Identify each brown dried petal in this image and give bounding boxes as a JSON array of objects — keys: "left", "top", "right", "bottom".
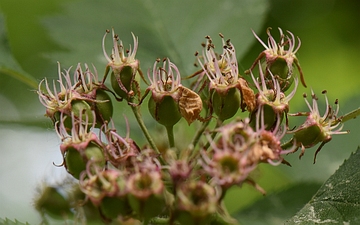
[
  {"left": 178, "top": 86, "right": 203, "bottom": 125},
  {"left": 238, "top": 78, "right": 256, "bottom": 112}
]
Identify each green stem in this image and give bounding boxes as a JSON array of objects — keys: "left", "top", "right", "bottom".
[
  {"left": 130, "top": 104, "right": 165, "bottom": 165},
  {"left": 204, "top": 119, "right": 223, "bottom": 150},
  {"left": 165, "top": 125, "right": 175, "bottom": 148},
  {"left": 189, "top": 118, "right": 211, "bottom": 160}
]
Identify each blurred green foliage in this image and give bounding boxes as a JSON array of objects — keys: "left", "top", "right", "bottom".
[{"left": 0, "top": 0, "right": 360, "bottom": 224}]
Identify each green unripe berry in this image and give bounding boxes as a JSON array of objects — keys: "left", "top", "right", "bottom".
[
  {"left": 265, "top": 58, "right": 294, "bottom": 92},
  {"left": 250, "top": 104, "right": 284, "bottom": 130},
  {"left": 71, "top": 100, "right": 93, "bottom": 121},
  {"left": 111, "top": 66, "right": 137, "bottom": 99},
  {"left": 64, "top": 142, "right": 105, "bottom": 179},
  {"left": 94, "top": 89, "right": 113, "bottom": 127},
  {"left": 148, "top": 95, "right": 182, "bottom": 127},
  {"left": 293, "top": 124, "right": 325, "bottom": 148},
  {"left": 212, "top": 87, "right": 241, "bottom": 121}
]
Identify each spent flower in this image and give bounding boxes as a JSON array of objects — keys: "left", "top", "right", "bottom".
[
  {"left": 38, "top": 63, "right": 111, "bottom": 128},
  {"left": 146, "top": 58, "right": 202, "bottom": 126},
  {"left": 79, "top": 166, "right": 132, "bottom": 219},
  {"left": 174, "top": 181, "right": 218, "bottom": 225},
  {"left": 195, "top": 34, "right": 255, "bottom": 120},
  {"left": 103, "top": 118, "right": 140, "bottom": 169},
  {"left": 248, "top": 27, "right": 306, "bottom": 91},
  {"left": 102, "top": 29, "right": 141, "bottom": 100},
  {"left": 56, "top": 111, "right": 105, "bottom": 179},
  {"left": 250, "top": 62, "right": 298, "bottom": 130},
  {"left": 287, "top": 90, "right": 349, "bottom": 163}
]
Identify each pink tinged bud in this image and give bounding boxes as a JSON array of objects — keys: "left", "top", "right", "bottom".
[
  {"left": 103, "top": 119, "right": 140, "bottom": 168},
  {"left": 175, "top": 181, "right": 218, "bottom": 225},
  {"left": 127, "top": 170, "right": 165, "bottom": 222},
  {"left": 201, "top": 148, "right": 248, "bottom": 189},
  {"left": 288, "top": 90, "right": 349, "bottom": 163},
  {"left": 79, "top": 169, "right": 132, "bottom": 218}
]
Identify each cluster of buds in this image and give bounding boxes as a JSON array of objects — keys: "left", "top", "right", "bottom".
[{"left": 35, "top": 27, "right": 350, "bottom": 224}]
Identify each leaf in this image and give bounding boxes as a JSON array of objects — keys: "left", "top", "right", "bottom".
[
  {"left": 41, "top": 0, "right": 270, "bottom": 74},
  {"left": 285, "top": 147, "right": 360, "bottom": 224},
  {"left": 0, "top": 218, "right": 30, "bottom": 225},
  {"left": 232, "top": 182, "right": 321, "bottom": 225},
  {"left": 0, "top": 13, "right": 38, "bottom": 89},
  {"left": 0, "top": 12, "right": 45, "bottom": 123}
]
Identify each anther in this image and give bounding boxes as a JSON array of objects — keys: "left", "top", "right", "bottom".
[
  {"left": 322, "top": 90, "right": 327, "bottom": 94},
  {"left": 105, "top": 29, "right": 110, "bottom": 33},
  {"left": 335, "top": 99, "right": 338, "bottom": 105},
  {"left": 219, "top": 33, "right": 224, "bottom": 38},
  {"left": 303, "top": 93, "right": 307, "bottom": 98},
  {"left": 194, "top": 51, "right": 199, "bottom": 56}
]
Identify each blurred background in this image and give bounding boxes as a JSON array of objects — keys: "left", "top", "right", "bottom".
[{"left": 0, "top": 0, "right": 359, "bottom": 224}]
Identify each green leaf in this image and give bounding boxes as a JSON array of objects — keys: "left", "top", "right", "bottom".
[
  {"left": 286, "top": 147, "right": 360, "bottom": 224},
  {"left": 40, "top": 0, "right": 270, "bottom": 74},
  {"left": 0, "top": 218, "right": 30, "bottom": 225},
  {"left": 232, "top": 182, "right": 321, "bottom": 225},
  {"left": 0, "top": 13, "right": 38, "bottom": 89}
]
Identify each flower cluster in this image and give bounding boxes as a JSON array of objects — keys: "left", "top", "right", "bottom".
[{"left": 35, "top": 28, "right": 350, "bottom": 224}]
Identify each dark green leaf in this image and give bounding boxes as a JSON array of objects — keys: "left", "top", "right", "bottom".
[
  {"left": 232, "top": 182, "right": 321, "bottom": 225},
  {"left": 286, "top": 147, "right": 360, "bottom": 224},
  {"left": 41, "top": 0, "right": 270, "bottom": 74}
]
